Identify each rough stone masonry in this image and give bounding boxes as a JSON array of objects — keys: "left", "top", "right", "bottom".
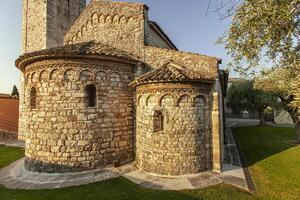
[{"left": 16, "top": 0, "right": 228, "bottom": 175}]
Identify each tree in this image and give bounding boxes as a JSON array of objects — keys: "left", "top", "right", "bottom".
[
  {"left": 11, "top": 85, "right": 19, "bottom": 98},
  {"left": 255, "top": 68, "right": 300, "bottom": 141},
  {"left": 218, "top": 0, "right": 300, "bottom": 73},
  {"left": 227, "top": 80, "right": 274, "bottom": 126},
  {"left": 217, "top": 0, "right": 300, "bottom": 140}
]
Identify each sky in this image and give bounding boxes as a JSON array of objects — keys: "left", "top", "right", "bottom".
[{"left": 0, "top": 0, "right": 232, "bottom": 94}]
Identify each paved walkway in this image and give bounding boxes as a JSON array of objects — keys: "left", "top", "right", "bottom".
[
  {"left": 0, "top": 140, "right": 25, "bottom": 148},
  {"left": 222, "top": 125, "right": 249, "bottom": 191},
  {"left": 0, "top": 158, "right": 224, "bottom": 190}
]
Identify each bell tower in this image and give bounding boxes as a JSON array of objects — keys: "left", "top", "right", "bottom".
[
  {"left": 19, "top": 0, "right": 86, "bottom": 141},
  {"left": 22, "top": 0, "right": 86, "bottom": 53}
]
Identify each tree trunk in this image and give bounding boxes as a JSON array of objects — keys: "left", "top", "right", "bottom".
[
  {"left": 259, "top": 110, "right": 265, "bottom": 126},
  {"left": 296, "top": 123, "right": 300, "bottom": 143},
  {"left": 279, "top": 96, "right": 300, "bottom": 142}
]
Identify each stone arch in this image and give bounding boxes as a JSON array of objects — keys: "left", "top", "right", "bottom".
[
  {"left": 79, "top": 69, "right": 93, "bottom": 81},
  {"left": 159, "top": 94, "right": 174, "bottom": 107},
  {"left": 119, "top": 15, "right": 127, "bottom": 23},
  {"left": 194, "top": 95, "right": 207, "bottom": 107},
  {"left": 26, "top": 73, "right": 31, "bottom": 84},
  {"left": 50, "top": 69, "right": 61, "bottom": 81},
  {"left": 112, "top": 14, "right": 119, "bottom": 23},
  {"left": 153, "top": 110, "right": 164, "bottom": 132},
  {"left": 137, "top": 95, "right": 147, "bottom": 106},
  {"left": 76, "top": 31, "right": 81, "bottom": 40},
  {"left": 30, "top": 86, "right": 37, "bottom": 109},
  {"left": 109, "top": 72, "right": 121, "bottom": 81},
  {"left": 91, "top": 12, "right": 99, "bottom": 24},
  {"left": 146, "top": 94, "right": 157, "bottom": 106},
  {"left": 39, "top": 70, "right": 48, "bottom": 82},
  {"left": 31, "top": 72, "right": 38, "bottom": 83},
  {"left": 127, "top": 16, "right": 134, "bottom": 24},
  {"left": 95, "top": 71, "right": 107, "bottom": 81},
  {"left": 84, "top": 84, "right": 97, "bottom": 107},
  {"left": 81, "top": 25, "right": 86, "bottom": 37},
  {"left": 86, "top": 20, "right": 92, "bottom": 30},
  {"left": 99, "top": 14, "right": 105, "bottom": 23},
  {"left": 105, "top": 15, "right": 112, "bottom": 23},
  {"left": 177, "top": 94, "right": 193, "bottom": 107},
  {"left": 72, "top": 35, "right": 76, "bottom": 43},
  {"left": 123, "top": 73, "right": 131, "bottom": 82},
  {"left": 64, "top": 68, "right": 77, "bottom": 81}
]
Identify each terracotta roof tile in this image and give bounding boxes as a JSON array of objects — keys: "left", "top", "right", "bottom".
[
  {"left": 16, "top": 41, "right": 138, "bottom": 69},
  {"left": 130, "top": 61, "right": 216, "bottom": 87}
]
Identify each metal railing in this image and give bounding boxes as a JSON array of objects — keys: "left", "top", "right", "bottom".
[{"left": 0, "top": 118, "right": 18, "bottom": 133}]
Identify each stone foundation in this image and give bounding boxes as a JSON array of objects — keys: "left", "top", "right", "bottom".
[{"left": 24, "top": 157, "right": 90, "bottom": 173}]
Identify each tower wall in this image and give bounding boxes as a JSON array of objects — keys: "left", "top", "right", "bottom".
[
  {"left": 19, "top": 0, "right": 86, "bottom": 141},
  {"left": 22, "top": 0, "right": 86, "bottom": 53}
]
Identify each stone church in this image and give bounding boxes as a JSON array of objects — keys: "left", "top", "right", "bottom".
[{"left": 16, "top": 0, "right": 228, "bottom": 175}]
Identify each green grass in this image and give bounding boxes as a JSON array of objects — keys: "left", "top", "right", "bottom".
[
  {"left": 0, "top": 145, "right": 24, "bottom": 168},
  {"left": 233, "top": 126, "right": 300, "bottom": 200},
  {"left": 0, "top": 126, "right": 299, "bottom": 200}
]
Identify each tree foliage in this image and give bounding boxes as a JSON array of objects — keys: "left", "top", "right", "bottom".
[
  {"left": 255, "top": 68, "right": 300, "bottom": 140},
  {"left": 227, "top": 80, "right": 274, "bottom": 125},
  {"left": 11, "top": 85, "right": 19, "bottom": 97},
  {"left": 218, "top": 0, "right": 300, "bottom": 73},
  {"left": 218, "top": 0, "right": 300, "bottom": 140}
]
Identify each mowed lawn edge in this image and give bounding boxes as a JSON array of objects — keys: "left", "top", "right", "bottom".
[
  {"left": 233, "top": 126, "right": 300, "bottom": 200},
  {"left": 3, "top": 125, "right": 299, "bottom": 200}
]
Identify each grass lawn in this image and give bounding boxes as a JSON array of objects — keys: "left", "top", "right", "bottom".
[
  {"left": 0, "top": 145, "right": 24, "bottom": 168},
  {"left": 0, "top": 126, "right": 299, "bottom": 200},
  {"left": 233, "top": 126, "right": 300, "bottom": 200}
]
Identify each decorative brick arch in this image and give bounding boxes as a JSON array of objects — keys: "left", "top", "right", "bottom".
[
  {"left": 64, "top": 68, "right": 77, "bottom": 81},
  {"left": 95, "top": 70, "right": 108, "bottom": 81},
  {"left": 176, "top": 94, "right": 193, "bottom": 107},
  {"left": 159, "top": 94, "right": 175, "bottom": 106},
  {"left": 49, "top": 69, "right": 62, "bottom": 81},
  {"left": 109, "top": 72, "right": 121, "bottom": 82},
  {"left": 39, "top": 70, "right": 48, "bottom": 82},
  {"left": 79, "top": 69, "right": 93, "bottom": 81}
]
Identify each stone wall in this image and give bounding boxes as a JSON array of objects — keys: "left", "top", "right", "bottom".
[
  {"left": 144, "top": 21, "right": 173, "bottom": 49},
  {"left": 20, "top": 0, "right": 86, "bottom": 141},
  {"left": 64, "top": 1, "right": 146, "bottom": 58},
  {"left": 22, "top": 0, "right": 47, "bottom": 53},
  {"left": 46, "top": 0, "right": 86, "bottom": 49},
  {"left": 135, "top": 83, "right": 213, "bottom": 175},
  {"left": 22, "top": 0, "right": 86, "bottom": 53},
  {"left": 143, "top": 46, "right": 219, "bottom": 75},
  {"left": 23, "top": 58, "right": 135, "bottom": 172}
]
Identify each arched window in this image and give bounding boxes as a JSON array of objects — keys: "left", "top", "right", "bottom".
[
  {"left": 85, "top": 84, "right": 96, "bottom": 107},
  {"left": 153, "top": 110, "right": 164, "bottom": 132},
  {"left": 30, "top": 87, "right": 37, "bottom": 109}
]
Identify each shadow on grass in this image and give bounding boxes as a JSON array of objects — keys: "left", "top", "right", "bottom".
[
  {"left": 0, "top": 176, "right": 256, "bottom": 200},
  {"left": 232, "top": 126, "right": 296, "bottom": 167}
]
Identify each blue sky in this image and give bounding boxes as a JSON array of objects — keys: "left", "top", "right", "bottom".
[{"left": 0, "top": 0, "right": 232, "bottom": 94}]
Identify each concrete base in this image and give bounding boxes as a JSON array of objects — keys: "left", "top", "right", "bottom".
[
  {"left": 0, "top": 158, "right": 224, "bottom": 190},
  {"left": 123, "top": 170, "right": 223, "bottom": 190}
]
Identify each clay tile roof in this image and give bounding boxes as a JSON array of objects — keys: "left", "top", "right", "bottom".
[
  {"left": 130, "top": 61, "right": 215, "bottom": 87},
  {"left": 0, "top": 93, "right": 11, "bottom": 98},
  {"left": 16, "top": 41, "right": 138, "bottom": 70}
]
